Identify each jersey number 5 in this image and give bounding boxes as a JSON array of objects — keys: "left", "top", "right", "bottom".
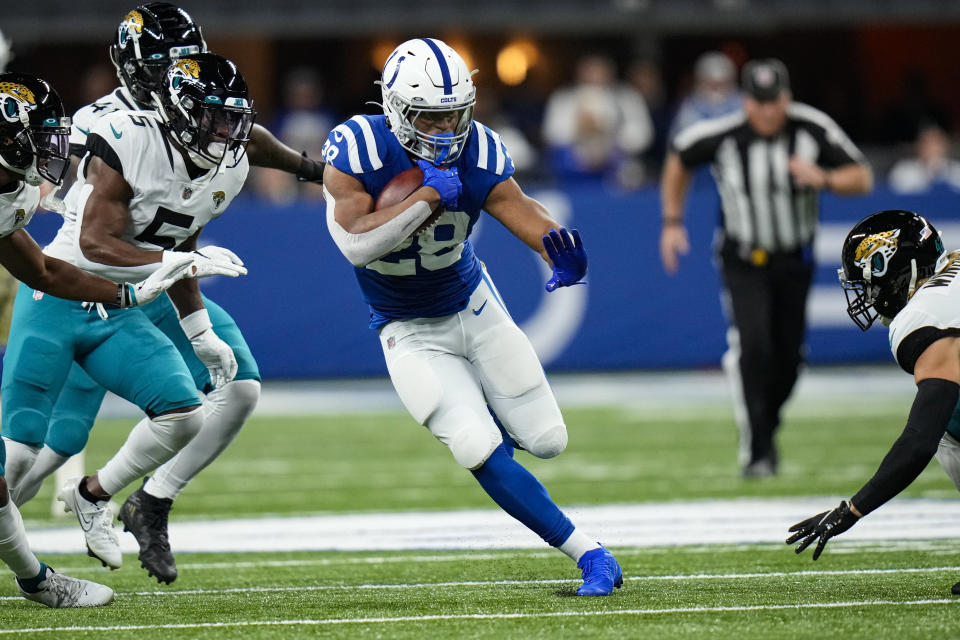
[{"left": 134, "top": 207, "right": 195, "bottom": 250}]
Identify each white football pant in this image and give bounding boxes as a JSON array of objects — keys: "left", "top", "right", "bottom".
[{"left": 379, "top": 273, "right": 567, "bottom": 470}]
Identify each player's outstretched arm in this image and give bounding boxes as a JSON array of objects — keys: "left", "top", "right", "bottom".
[
  {"left": 0, "top": 228, "right": 189, "bottom": 306},
  {"left": 788, "top": 336, "right": 960, "bottom": 559},
  {"left": 483, "top": 177, "right": 557, "bottom": 261},
  {"left": 247, "top": 124, "right": 324, "bottom": 183}
]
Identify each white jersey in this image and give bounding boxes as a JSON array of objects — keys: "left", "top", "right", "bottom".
[
  {"left": 69, "top": 86, "right": 140, "bottom": 152},
  {"left": 45, "top": 109, "right": 249, "bottom": 282},
  {"left": 888, "top": 258, "right": 960, "bottom": 373},
  {"left": 0, "top": 181, "right": 38, "bottom": 238},
  {"left": 44, "top": 86, "right": 145, "bottom": 231}
]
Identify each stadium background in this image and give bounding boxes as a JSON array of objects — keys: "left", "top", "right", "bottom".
[
  {"left": 5, "top": 3, "right": 960, "bottom": 637},
  {"left": 6, "top": 1, "right": 960, "bottom": 379}
]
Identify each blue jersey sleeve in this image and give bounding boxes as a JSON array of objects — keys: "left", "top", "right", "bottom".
[
  {"left": 322, "top": 115, "right": 388, "bottom": 179},
  {"left": 458, "top": 121, "right": 515, "bottom": 207}
]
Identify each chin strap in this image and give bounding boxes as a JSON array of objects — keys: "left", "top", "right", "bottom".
[{"left": 907, "top": 258, "right": 919, "bottom": 298}]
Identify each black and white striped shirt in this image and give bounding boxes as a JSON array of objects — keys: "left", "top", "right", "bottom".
[{"left": 672, "top": 103, "right": 865, "bottom": 253}]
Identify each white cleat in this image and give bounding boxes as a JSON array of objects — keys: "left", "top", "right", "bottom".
[
  {"left": 57, "top": 477, "right": 122, "bottom": 570},
  {"left": 18, "top": 567, "right": 114, "bottom": 608}
]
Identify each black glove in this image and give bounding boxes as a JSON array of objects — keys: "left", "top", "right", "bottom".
[
  {"left": 786, "top": 500, "right": 859, "bottom": 560},
  {"left": 296, "top": 151, "right": 324, "bottom": 184}
]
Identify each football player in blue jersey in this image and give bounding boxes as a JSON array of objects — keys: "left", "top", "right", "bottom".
[
  {"left": 322, "top": 38, "right": 621, "bottom": 596},
  {"left": 2, "top": 3, "right": 324, "bottom": 584}
]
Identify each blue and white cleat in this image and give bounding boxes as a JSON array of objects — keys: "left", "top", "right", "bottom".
[{"left": 576, "top": 546, "right": 623, "bottom": 596}]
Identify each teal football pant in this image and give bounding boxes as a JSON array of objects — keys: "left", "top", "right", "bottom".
[
  {"left": 11, "top": 292, "right": 259, "bottom": 457},
  {"left": 1, "top": 284, "right": 201, "bottom": 451}
]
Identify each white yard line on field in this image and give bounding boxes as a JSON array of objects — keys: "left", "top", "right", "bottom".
[
  {"left": 3, "top": 565, "right": 959, "bottom": 602},
  {"left": 3, "top": 598, "right": 957, "bottom": 634},
  {"left": 25, "top": 497, "right": 960, "bottom": 555}
]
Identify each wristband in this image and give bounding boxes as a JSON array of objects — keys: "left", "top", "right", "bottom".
[
  {"left": 296, "top": 152, "right": 324, "bottom": 183},
  {"left": 117, "top": 283, "right": 136, "bottom": 308},
  {"left": 179, "top": 308, "right": 212, "bottom": 339}
]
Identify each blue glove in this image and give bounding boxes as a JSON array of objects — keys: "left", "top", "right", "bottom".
[
  {"left": 543, "top": 227, "right": 587, "bottom": 292},
  {"left": 417, "top": 159, "right": 461, "bottom": 210}
]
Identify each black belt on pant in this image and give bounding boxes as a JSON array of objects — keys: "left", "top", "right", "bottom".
[{"left": 718, "top": 236, "right": 807, "bottom": 268}]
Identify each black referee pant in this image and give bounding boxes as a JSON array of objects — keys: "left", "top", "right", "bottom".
[{"left": 719, "top": 243, "right": 814, "bottom": 469}]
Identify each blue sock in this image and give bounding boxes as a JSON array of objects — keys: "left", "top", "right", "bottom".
[
  {"left": 471, "top": 443, "right": 574, "bottom": 547},
  {"left": 16, "top": 562, "right": 48, "bottom": 593}
]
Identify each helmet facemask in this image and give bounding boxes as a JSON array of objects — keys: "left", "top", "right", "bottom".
[
  {"left": 0, "top": 77, "right": 71, "bottom": 186},
  {"left": 155, "top": 55, "right": 256, "bottom": 173},
  {"left": 839, "top": 210, "right": 948, "bottom": 331},
  {"left": 382, "top": 89, "right": 474, "bottom": 164},
  {"left": 168, "top": 95, "right": 255, "bottom": 170},
  {"left": 109, "top": 5, "right": 205, "bottom": 108},
  {"left": 378, "top": 38, "right": 477, "bottom": 166}
]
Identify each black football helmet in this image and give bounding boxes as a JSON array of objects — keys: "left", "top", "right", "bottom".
[
  {"left": 0, "top": 73, "right": 71, "bottom": 186},
  {"left": 839, "top": 209, "right": 947, "bottom": 330},
  {"left": 155, "top": 53, "right": 256, "bottom": 170},
  {"left": 109, "top": 3, "right": 206, "bottom": 108}
]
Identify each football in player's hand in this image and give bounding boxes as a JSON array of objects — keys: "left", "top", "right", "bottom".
[{"left": 374, "top": 167, "right": 443, "bottom": 236}]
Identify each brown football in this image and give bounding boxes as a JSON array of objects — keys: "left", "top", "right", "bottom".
[{"left": 374, "top": 167, "right": 443, "bottom": 236}]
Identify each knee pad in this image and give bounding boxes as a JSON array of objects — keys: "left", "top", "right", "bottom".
[
  {"left": 936, "top": 433, "right": 960, "bottom": 493},
  {"left": 45, "top": 416, "right": 94, "bottom": 458},
  {"left": 152, "top": 405, "right": 204, "bottom": 451},
  {"left": 526, "top": 424, "right": 568, "bottom": 460},
  {"left": 388, "top": 354, "right": 444, "bottom": 425},
  {"left": 435, "top": 406, "right": 502, "bottom": 470},
  {"left": 1, "top": 409, "right": 49, "bottom": 449},
  {"left": 207, "top": 379, "right": 260, "bottom": 416},
  {"left": 501, "top": 390, "right": 567, "bottom": 459}
]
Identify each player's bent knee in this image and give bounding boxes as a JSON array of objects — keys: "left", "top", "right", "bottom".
[
  {"left": 151, "top": 406, "right": 204, "bottom": 450},
  {"left": 526, "top": 424, "right": 568, "bottom": 459},
  {"left": 388, "top": 354, "right": 444, "bottom": 425},
  {"left": 499, "top": 389, "right": 568, "bottom": 458},
  {"left": 228, "top": 379, "right": 261, "bottom": 410},
  {"left": 431, "top": 406, "right": 502, "bottom": 470},
  {"left": 449, "top": 425, "right": 502, "bottom": 470},
  {"left": 46, "top": 418, "right": 93, "bottom": 458},
  {"left": 209, "top": 379, "right": 261, "bottom": 413},
  {"left": 2, "top": 409, "right": 50, "bottom": 448},
  {"left": 936, "top": 433, "right": 960, "bottom": 492}
]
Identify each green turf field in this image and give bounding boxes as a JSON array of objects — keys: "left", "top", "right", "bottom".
[{"left": 5, "top": 394, "right": 960, "bottom": 637}]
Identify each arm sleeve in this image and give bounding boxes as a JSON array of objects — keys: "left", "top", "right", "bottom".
[
  {"left": 323, "top": 187, "right": 434, "bottom": 267},
  {"left": 851, "top": 377, "right": 959, "bottom": 515}
]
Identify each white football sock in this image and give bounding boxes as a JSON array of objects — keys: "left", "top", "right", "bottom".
[
  {"left": 557, "top": 529, "right": 601, "bottom": 562},
  {"left": 1, "top": 438, "right": 39, "bottom": 491},
  {"left": 146, "top": 380, "right": 259, "bottom": 500},
  {"left": 0, "top": 501, "right": 42, "bottom": 579},
  {"left": 12, "top": 446, "right": 69, "bottom": 507},
  {"left": 97, "top": 407, "right": 203, "bottom": 497}
]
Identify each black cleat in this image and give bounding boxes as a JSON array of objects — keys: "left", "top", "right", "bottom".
[
  {"left": 118, "top": 479, "right": 178, "bottom": 584},
  {"left": 952, "top": 581, "right": 960, "bottom": 595}
]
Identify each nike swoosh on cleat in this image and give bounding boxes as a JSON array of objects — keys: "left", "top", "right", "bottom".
[
  {"left": 109, "top": 124, "right": 123, "bottom": 139},
  {"left": 472, "top": 300, "right": 487, "bottom": 315}
]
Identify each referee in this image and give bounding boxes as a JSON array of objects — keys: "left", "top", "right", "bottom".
[{"left": 659, "top": 58, "right": 873, "bottom": 477}]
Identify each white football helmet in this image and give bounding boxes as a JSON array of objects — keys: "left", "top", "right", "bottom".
[{"left": 378, "top": 38, "right": 476, "bottom": 165}]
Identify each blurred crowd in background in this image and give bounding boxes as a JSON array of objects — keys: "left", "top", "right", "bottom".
[{"left": 4, "top": 16, "right": 960, "bottom": 200}]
